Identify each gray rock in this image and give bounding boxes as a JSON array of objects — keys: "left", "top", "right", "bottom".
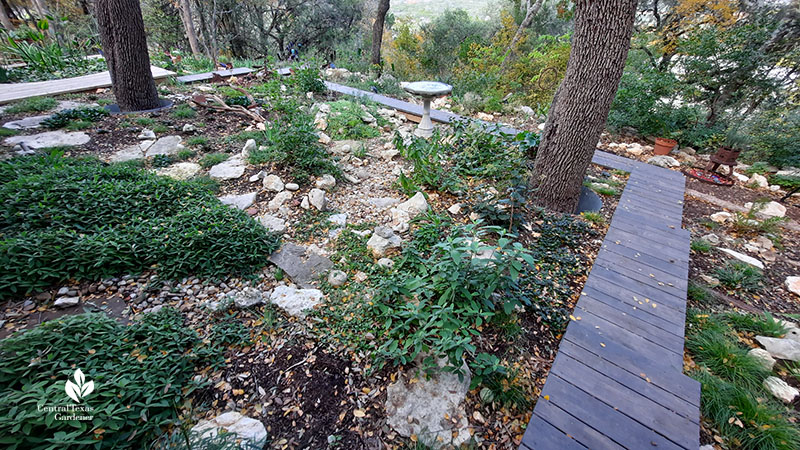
[
  {"left": 262, "top": 174, "right": 284, "bottom": 192},
  {"left": 308, "top": 188, "right": 327, "bottom": 211},
  {"left": 190, "top": 412, "right": 267, "bottom": 448},
  {"left": 218, "top": 192, "right": 257, "bottom": 210},
  {"left": 4, "top": 130, "right": 90, "bottom": 149},
  {"left": 268, "top": 243, "right": 333, "bottom": 288},
  {"left": 145, "top": 135, "right": 184, "bottom": 157},
  {"left": 327, "top": 270, "right": 348, "bottom": 287},
  {"left": 258, "top": 214, "right": 287, "bottom": 233},
  {"left": 717, "top": 248, "right": 764, "bottom": 269},
  {"left": 3, "top": 114, "right": 50, "bottom": 130},
  {"left": 756, "top": 335, "right": 800, "bottom": 361},
  {"left": 285, "top": 183, "right": 300, "bottom": 191},
  {"left": 748, "top": 348, "right": 776, "bottom": 370},
  {"left": 182, "top": 123, "right": 195, "bottom": 132},
  {"left": 709, "top": 211, "right": 732, "bottom": 223},
  {"left": 386, "top": 357, "right": 472, "bottom": 448},
  {"left": 233, "top": 287, "right": 265, "bottom": 308},
  {"left": 749, "top": 173, "right": 769, "bottom": 189},
  {"left": 328, "top": 213, "right": 347, "bottom": 227},
  {"left": 315, "top": 174, "right": 336, "bottom": 191},
  {"left": 377, "top": 258, "right": 394, "bottom": 269},
  {"left": 54, "top": 296, "right": 80, "bottom": 308},
  {"left": 763, "top": 376, "right": 799, "bottom": 403},
  {"left": 367, "top": 227, "right": 402, "bottom": 257},
  {"left": 109, "top": 140, "right": 153, "bottom": 162},
  {"left": 269, "top": 285, "right": 324, "bottom": 318},
  {"left": 268, "top": 191, "right": 292, "bottom": 211},
  {"left": 391, "top": 192, "right": 429, "bottom": 232},
  {"left": 209, "top": 156, "right": 246, "bottom": 180},
  {"left": 647, "top": 155, "right": 680, "bottom": 168},
  {"left": 241, "top": 139, "right": 257, "bottom": 158},
  {"left": 138, "top": 129, "right": 156, "bottom": 140},
  {"left": 156, "top": 162, "right": 201, "bottom": 180},
  {"left": 448, "top": 203, "right": 463, "bottom": 215},
  {"left": 702, "top": 233, "right": 720, "bottom": 245},
  {"left": 744, "top": 201, "right": 786, "bottom": 218},
  {"left": 366, "top": 197, "right": 401, "bottom": 210}
]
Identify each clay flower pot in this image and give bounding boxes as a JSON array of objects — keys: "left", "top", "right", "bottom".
[{"left": 653, "top": 137, "right": 677, "bottom": 155}]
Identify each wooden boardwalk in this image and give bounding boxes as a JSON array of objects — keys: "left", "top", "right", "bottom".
[
  {"left": 0, "top": 66, "right": 175, "bottom": 104},
  {"left": 327, "top": 81, "right": 699, "bottom": 449},
  {"left": 175, "top": 67, "right": 254, "bottom": 83}
]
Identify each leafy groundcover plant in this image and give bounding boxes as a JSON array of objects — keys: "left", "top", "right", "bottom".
[
  {"left": 0, "top": 153, "right": 281, "bottom": 299},
  {"left": 0, "top": 308, "right": 223, "bottom": 448}
]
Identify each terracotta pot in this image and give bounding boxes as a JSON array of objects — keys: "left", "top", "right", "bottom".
[{"left": 653, "top": 137, "right": 677, "bottom": 155}]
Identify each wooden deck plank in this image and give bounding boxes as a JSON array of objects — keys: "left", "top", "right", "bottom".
[
  {"left": 526, "top": 401, "right": 610, "bottom": 450},
  {"left": 539, "top": 374, "right": 686, "bottom": 450},
  {"left": 0, "top": 66, "right": 175, "bottom": 104},
  {"left": 595, "top": 250, "right": 688, "bottom": 291},
  {"left": 175, "top": 67, "right": 254, "bottom": 83},
  {"left": 592, "top": 259, "right": 688, "bottom": 300},
  {"left": 550, "top": 355, "right": 699, "bottom": 449},
  {"left": 582, "top": 277, "right": 686, "bottom": 329}
]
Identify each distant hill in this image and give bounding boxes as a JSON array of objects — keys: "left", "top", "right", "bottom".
[{"left": 390, "top": 0, "right": 497, "bottom": 22}]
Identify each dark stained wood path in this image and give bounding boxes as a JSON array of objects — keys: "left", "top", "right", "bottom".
[{"left": 326, "top": 81, "right": 699, "bottom": 449}]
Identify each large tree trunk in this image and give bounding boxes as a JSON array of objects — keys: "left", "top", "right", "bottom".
[
  {"left": 532, "top": 0, "right": 638, "bottom": 213},
  {"left": 179, "top": 0, "right": 202, "bottom": 57},
  {"left": 370, "top": 0, "right": 390, "bottom": 67},
  {"left": 95, "top": 0, "right": 160, "bottom": 112}
]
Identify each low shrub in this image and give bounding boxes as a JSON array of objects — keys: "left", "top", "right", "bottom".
[
  {"left": 325, "top": 100, "right": 383, "bottom": 140},
  {"left": 199, "top": 152, "right": 229, "bottom": 168},
  {"left": 5, "top": 96, "right": 57, "bottom": 114},
  {"left": 42, "top": 107, "right": 109, "bottom": 129},
  {"left": 171, "top": 105, "right": 197, "bottom": 119},
  {"left": 0, "top": 308, "right": 222, "bottom": 448},
  {"left": 714, "top": 261, "right": 763, "bottom": 291},
  {"left": 0, "top": 153, "right": 280, "bottom": 298},
  {"left": 690, "top": 239, "right": 712, "bottom": 253}
]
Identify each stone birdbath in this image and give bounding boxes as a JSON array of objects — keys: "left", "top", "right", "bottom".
[{"left": 402, "top": 81, "right": 452, "bottom": 138}]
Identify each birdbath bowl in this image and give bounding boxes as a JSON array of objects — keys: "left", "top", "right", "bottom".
[{"left": 403, "top": 81, "right": 452, "bottom": 138}]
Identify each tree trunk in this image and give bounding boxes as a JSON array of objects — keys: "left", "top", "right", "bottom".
[
  {"left": 179, "top": 0, "right": 202, "bottom": 56},
  {"left": 532, "top": 0, "right": 638, "bottom": 213},
  {"left": 0, "top": 0, "right": 13, "bottom": 30},
  {"left": 500, "top": 0, "right": 544, "bottom": 69},
  {"left": 370, "top": 0, "right": 390, "bottom": 67},
  {"left": 95, "top": 0, "right": 160, "bottom": 112}
]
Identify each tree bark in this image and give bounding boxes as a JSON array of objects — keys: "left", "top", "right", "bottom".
[
  {"left": 532, "top": 0, "right": 638, "bottom": 213},
  {"left": 370, "top": 0, "right": 390, "bottom": 67},
  {"left": 95, "top": 0, "right": 160, "bottom": 112},
  {"left": 500, "top": 0, "right": 544, "bottom": 69},
  {"left": 179, "top": 0, "right": 202, "bottom": 56},
  {"left": 0, "top": 0, "right": 13, "bottom": 30}
]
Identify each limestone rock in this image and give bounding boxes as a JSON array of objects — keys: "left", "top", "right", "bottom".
[
  {"left": 748, "top": 173, "right": 769, "bottom": 189},
  {"left": 476, "top": 112, "right": 494, "bottom": 121},
  {"left": 744, "top": 201, "right": 786, "bottom": 218},
  {"left": 258, "top": 214, "right": 286, "bottom": 233},
  {"left": 703, "top": 233, "right": 720, "bottom": 245},
  {"left": 756, "top": 335, "right": 800, "bottom": 361},
  {"left": 308, "top": 188, "right": 327, "bottom": 211},
  {"left": 327, "top": 270, "right": 348, "bottom": 287},
  {"left": 209, "top": 156, "right": 246, "bottom": 180},
  {"left": 717, "top": 248, "right": 764, "bottom": 269},
  {"left": 317, "top": 131, "right": 331, "bottom": 144},
  {"left": 138, "top": 129, "right": 156, "bottom": 140},
  {"left": 156, "top": 162, "right": 201, "bottom": 180},
  {"left": 300, "top": 196, "right": 310, "bottom": 210},
  {"left": 268, "top": 243, "right": 333, "bottom": 288},
  {"left": 366, "top": 197, "right": 401, "bottom": 210},
  {"left": 315, "top": 174, "right": 336, "bottom": 191},
  {"left": 386, "top": 357, "right": 472, "bottom": 448},
  {"left": 233, "top": 287, "right": 265, "bottom": 308},
  {"left": 182, "top": 123, "right": 195, "bottom": 132},
  {"left": 4, "top": 130, "right": 91, "bottom": 149},
  {"left": 241, "top": 139, "right": 257, "bottom": 158},
  {"left": 285, "top": 183, "right": 300, "bottom": 191},
  {"left": 3, "top": 114, "right": 50, "bottom": 130},
  {"left": 145, "top": 135, "right": 184, "bottom": 157},
  {"left": 367, "top": 226, "right": 402, "bottom": 258},
  {"left": 268, "top": 191, "right": 292, "bottom": 211},
  {"left": 54, "top": 296, "right": 80, "bottom": 308},
  {"left": 269, "top": 285, "right": 324, "bottom": 318},
  {"left": 328, "top": 213, "right": 347, "bottom": 227},
  {"left": 710, "top": 211, "right": 732, "bottom": 223},
  {"left": 377, "top": 258, "right": 394, "bottom": 269},
  {"left": 448, "top": 203, "right": 463, "bottom": 215},
  {"left": 110, "top": 140, "right": 153, "bottom": 162},
  {"left": 646, "top": 155, "right": 680, "bottom": 168},
  {"left": 262, "top": 174, "right": 284, "bottom": 192},
  {"left": 763, "top": 376, "right": 799, "bottom": 403},
  {"left": 786, "top": 277, "right": 800, "bottom": 297},
  {"left": 396, "top": 192, "right": 428, "bottom": 217},
  {"left": 218, "top": 192, "right": 257, "bottom": 210},
  {"left": 732, "top": 172, "right": 750, "bottom": 183},
  {"left": 191, "top": 412, "right": 267, "bottom": 448},
  {"left": 748, "top": 348, "right": 776, "bottom": 371}
]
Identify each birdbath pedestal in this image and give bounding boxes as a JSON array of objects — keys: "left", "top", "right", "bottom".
[{"left": 403, "top": 81, "right": 452, "bottom": 138}]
